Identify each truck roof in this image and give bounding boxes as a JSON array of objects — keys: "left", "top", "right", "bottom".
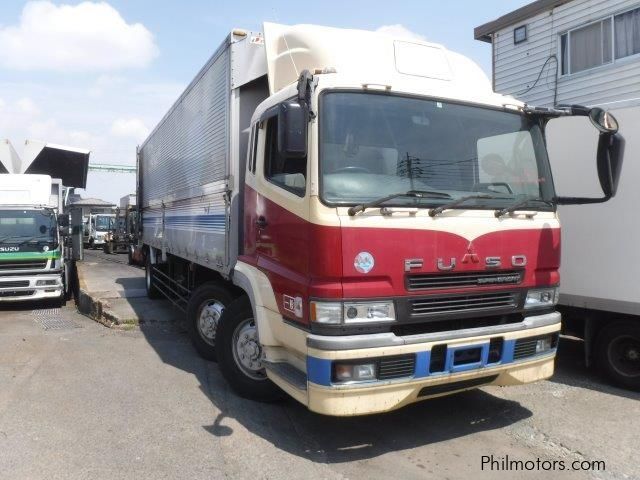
[{"left": 263, "top": 23, "right": 514, "bottom": 108}]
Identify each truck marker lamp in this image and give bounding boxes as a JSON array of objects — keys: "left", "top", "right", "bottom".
[
  {"left": 524, "top": 287, "right": 559, "bottom": 309},
  {"left": 310, "top": 301, "right": 396, "bottom": 325},
  {"left": 36, "top": 279, "right": 59, "bottom": 286},
  {"left": 535, "top": 336, "right": 554, "bottom": 354},
  {"left": 333, "top": 363, "right": 377, "bottom": 383}
]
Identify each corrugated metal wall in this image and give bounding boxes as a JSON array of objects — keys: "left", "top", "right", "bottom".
[
  {"left": 493, "top": 0, "right": 640, "bottom": 107},
  {"left": 140, "top": 42, "right": 230, "bottom": 207}
]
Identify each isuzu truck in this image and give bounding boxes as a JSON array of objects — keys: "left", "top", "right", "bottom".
[
  {"left": 0, "top": 174, "right": 69, "bottom": 303},
  {"left": 138, "top": 24, "right": 624, "bottom": 415}
]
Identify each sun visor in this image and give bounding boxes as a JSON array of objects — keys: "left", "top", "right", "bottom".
[{"left": 21, "top": 140, "right": 90, "bottom": 188}]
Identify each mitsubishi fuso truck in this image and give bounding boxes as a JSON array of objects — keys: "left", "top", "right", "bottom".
[
  {"left": 137, "top": 23, "right": 624, "bottom": 415},
  {"left": 0, "top": 174, "right": 70, "bottom": 304}
]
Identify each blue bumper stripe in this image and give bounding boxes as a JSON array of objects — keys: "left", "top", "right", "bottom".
[{"left": 307, "top": 338, "right": 549, "bottom": 387}]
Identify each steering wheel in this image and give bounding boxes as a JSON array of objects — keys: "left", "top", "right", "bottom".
[{"left": 332, "top": 166, "right": 371, "bottom": 174}]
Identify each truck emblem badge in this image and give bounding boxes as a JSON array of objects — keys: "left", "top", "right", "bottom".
[
  {"left": 404, "top": 258, "right": 423, "bottom": 272},
  {"left": 461, "top": 243, "right": 480, "bottom": 264},
  {"left": 354, "top": 252, "right": 375, "bottom": 274},
  {"left": 485, "top": 256, "right": 501, "bottom": 268},
  {"left": 437, "top": 258, "right": 456, "bottom": 271},
  {"left": 283, "top": 295, "right": 303, "bottom": 318},
  {"left": 512, "top": 255, "right": 527, "bottom": 267},
  {"left": 42, "top": 245, "right": 49, "bottom": 252}
]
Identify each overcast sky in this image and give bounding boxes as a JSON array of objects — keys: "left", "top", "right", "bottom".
[{"left": 0, "top": 0, "right": 530, "bottom": 203}]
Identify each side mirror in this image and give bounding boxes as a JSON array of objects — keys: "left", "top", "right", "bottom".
[
  {"left": 58, "top": 215, "right": 70, "bottom": 227},
  {"left": 278, "top": 100, "right": 308, "bottom": 159},
  {"left": 596, "top": 132, "right": 624, "bottom": 199},
  {"left": 589, "top": 107, "right": 619, "bottom": 134},
  {"left": 551, "top": 107, "right": 625, "bottom": 205}
]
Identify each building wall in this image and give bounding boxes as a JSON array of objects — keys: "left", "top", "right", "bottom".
[{"left": 493, "top": 0, "right": 640, "bottom": 107}]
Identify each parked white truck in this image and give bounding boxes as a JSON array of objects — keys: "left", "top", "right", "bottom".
[
  {"left": 137, "top": 23, "right": 624, "bottom": 415},
  {"left": 0, "top": 174, "right": 70, "bottom": 303},
  {"left": 84, "top": 213, "right": 115, "bottom": 249},
  {"left": 545, "top": 102, "right": 638, "bottom": 390}
]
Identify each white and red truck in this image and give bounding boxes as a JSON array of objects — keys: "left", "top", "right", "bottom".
[{"left": 137, "top": 23, "right": 624, "bottom": 415}]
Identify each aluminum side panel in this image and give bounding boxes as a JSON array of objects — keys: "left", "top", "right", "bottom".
[{"left": 139, "top": 42, "right": 230, "bottom": 207}]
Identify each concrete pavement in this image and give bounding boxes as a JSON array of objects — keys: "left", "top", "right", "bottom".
[
  {"left": 76, "top": 249, "right": 179, "bottom": 327},
  {"left": 1, "top": 252, "right": 638, "bottom": 479}
]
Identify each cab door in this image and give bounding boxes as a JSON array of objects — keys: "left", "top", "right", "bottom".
[{"left": 243, "top": 107, "right": 310, "bottom": 322}]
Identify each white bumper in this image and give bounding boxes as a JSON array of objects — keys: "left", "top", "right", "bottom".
[{"left": 0, "top": 274, "right": 63, "bottom": 302}]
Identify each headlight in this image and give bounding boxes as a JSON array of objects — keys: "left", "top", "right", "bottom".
[
  {"left": 524, "top": 287, "right": 559, "bottom": 309},
  {"left": 310, "top": 300, "right": 396, "bottom": 325},
  {"left": 333, "top": 362, "right": 377, "bottom": 383}
]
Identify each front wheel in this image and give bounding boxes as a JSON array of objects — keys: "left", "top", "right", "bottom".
[
  {"left": 217, "top": 296, "right": 283, "bottom": 402},
  {"left": 186, "top": 283, "right": 234, "bottom": 361},
  {"left": 595, "top": 321, "right": 640, "bottom": 391}
]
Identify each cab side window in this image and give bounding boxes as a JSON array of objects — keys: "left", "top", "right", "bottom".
[{"left": 264, "top": 116, "right": 306, "bottom": 196}]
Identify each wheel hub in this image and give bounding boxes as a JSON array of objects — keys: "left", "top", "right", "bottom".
[
  {"left": 197, "top": 302, "right": 224, "bottom": 345},
  {"left": 232, "top": 319, "right": 266, "bottom": 380}
]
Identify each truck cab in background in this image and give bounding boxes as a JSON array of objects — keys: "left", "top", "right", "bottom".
[
  {"left": 85, "top": 213, "right": 115, "bottom": 250},
  {"left": 0, "top": 174, "right": 69, "bottom": 304},
  {"left": 138, "top": 23, "right": 624, "bottom": 415}
]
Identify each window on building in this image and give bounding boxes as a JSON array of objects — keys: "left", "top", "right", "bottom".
[
  {"left": 561, "top": 7, "right": 640, "bottom": 75},
  {"left": 615, "top": 7, "right": 640, "bottom": 59},
  {"left": 264, "top": 115, "right": 306, "bottom": 196}
]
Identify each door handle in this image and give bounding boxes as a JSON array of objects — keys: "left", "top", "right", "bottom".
[{"left": 256, "top": 216, "right": 268, "bottom": 228}]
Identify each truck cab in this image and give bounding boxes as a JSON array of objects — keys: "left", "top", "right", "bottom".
[
  {"left": 0, "top": 174, "right": 67, "bottom": 303},
  {"left": 87, "top": 213, "right": 115, "bottom": 249},
  {"left": 140, "top": 23, "right": 623, "bottom": 415}
]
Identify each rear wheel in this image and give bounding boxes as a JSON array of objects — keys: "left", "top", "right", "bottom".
[
  {"left": 217, "top": 296, "right": 283, "bottom": 402},
  {"left": 145, "top": 255, "right": 162, "bottom": 299},
  {"left": 103, "top": 242, "right": 113, "bottom": 254},
  {"left": 186, "top": 283, "right": 234, "bottom": 361},
  {"left": 595, "top": 321, "right": 640, "bottom": 391},
  {"left": 127, "top": 246, "right": 134, "bottom": 265}
]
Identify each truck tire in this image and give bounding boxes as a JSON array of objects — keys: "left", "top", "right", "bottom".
[
  {"left": 595, "top": 321, "right": 640, "bottom": 391},
  {"left": 145, "top": 256, "right": 162, "bottom": 299},
  {"left": 217, "top": 296, "right": 283, "bottom": 402},
  {"left": 186, "top": 283, "right": 234, "bottom": 361},
  {"left": 104, "top": 242, "right": 113, "bottom": 254},
  {"left": 127, "top": 247, "right": 134, "bottom": 265}
]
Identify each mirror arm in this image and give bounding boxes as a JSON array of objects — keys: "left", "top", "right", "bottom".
[{"left": 554, "top": 195, "right": 610, "bottom": 205}]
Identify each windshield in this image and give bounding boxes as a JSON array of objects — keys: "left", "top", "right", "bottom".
[
  {"left": 0, "top": 209, "right": 57, "bottom": 244},
  {"left": 95, "top": 215, "right": 114, "bottom": 231},
  {"left": 320, "top": 92, "right": 554, "bottom": 208}
]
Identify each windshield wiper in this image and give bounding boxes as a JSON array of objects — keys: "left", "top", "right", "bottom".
[
  {"left": 428, "top": 194, "right": 496, "bottom": 217},
  {"left": 348, "top": 190, "right": 452, "bottom": 216},
  {"left": 495, "top": 197, "right": 554, "bottom": 218}
]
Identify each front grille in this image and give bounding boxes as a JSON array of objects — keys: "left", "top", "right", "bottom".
[
  {"left": 0, "top": 280, "right": 29, "bottom": 288},
  {"left": 407, "top": 270, "right": 523, "bottom": 291},
  {"left": 0, "top": 260, "right": 48, "bottom": 271},
  {"left": 410, "top": 292, "right": 520, "bottom": 317},
  {"left": 378, "top": 355, "right": 416, "bottom": 380},
  {"left": 0, "top": 290, "right": 35, "bottom": 297}
]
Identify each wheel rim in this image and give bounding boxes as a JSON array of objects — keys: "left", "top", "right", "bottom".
[
  {"left": 232, "top": 317, "right": 267, "bottom": 381},
  {"left": 197, "top": 300, "right": 225, "bottom": 346},
  {"left": 607, "top": 334, "right": 640, "bottom": 378}
]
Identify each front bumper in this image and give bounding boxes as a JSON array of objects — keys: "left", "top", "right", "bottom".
[
  {"left": 266, "top": 311, "right": 561, "bottom": 416},
  {"left": 0, "top": 274, "right": 63, "bottom": 302}
]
